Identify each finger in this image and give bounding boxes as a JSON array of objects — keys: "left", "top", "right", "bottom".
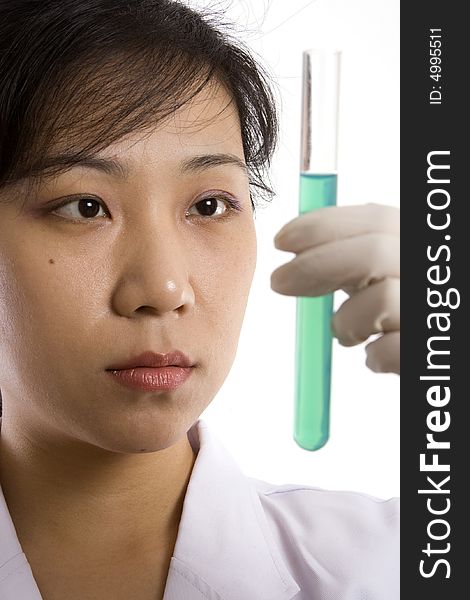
[
  {"left": 365, "top": 332, "right": 400, "bottom": 375},
  {"left": 271, "top": 233, "right": 400, "bottom": 297},
  {"left": 332, "top": 278, "right": 400, "bottom": 346},
  {"left": 274, "top": 203, "right": 400, "bottom": 253}
]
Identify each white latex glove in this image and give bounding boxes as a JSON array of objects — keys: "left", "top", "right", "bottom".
[{"left": 270, "top": 203, "right": 400, "bottom": 375}]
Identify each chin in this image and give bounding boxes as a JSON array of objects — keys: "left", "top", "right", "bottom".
[{"left": 74, "top": 411, "right": 196, "bottom": 455}]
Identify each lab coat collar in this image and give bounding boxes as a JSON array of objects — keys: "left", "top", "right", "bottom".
[
  {"left": 163, "top": 418, "right": 300, "bottom": 599},
  {"left": 0, "top": 417, "right": 300, "bottom": 599}
]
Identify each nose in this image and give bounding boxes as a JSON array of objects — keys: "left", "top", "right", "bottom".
[{"left": 111, "top": 215, "right": 195, "bottom": 319}]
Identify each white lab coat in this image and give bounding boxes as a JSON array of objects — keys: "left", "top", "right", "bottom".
[{"left": 0, "top": 417, "right": 399, "bottom": 599}]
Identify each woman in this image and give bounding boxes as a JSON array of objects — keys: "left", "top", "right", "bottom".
[{"left": 0, "top": 1, "right": 400, "bottom": 599}]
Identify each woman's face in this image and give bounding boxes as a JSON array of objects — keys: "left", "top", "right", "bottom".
[{"left": 0, "top": 81, "right": 257, "bottom": 452}]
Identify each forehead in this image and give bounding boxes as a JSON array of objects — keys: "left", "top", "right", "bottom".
[
  {"left": 106, "top": 81, "right": 243, "bottom": 166},
  {"left": 47, "top": 82, "right": 244, "bottom": 177},
  {"left": 54, "top": 77, "right": 240, "bottom": 146},
  {"left": 165, "top": 80, "right": 241, "bottom": 136},
  {"left": 19, "top": 79, "right": 246, "bottom": 192}
]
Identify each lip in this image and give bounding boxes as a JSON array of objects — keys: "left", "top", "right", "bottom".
[
  {"left": 106, "top": 366, "right": 193, "bottom": 392},
  {"left": 106, "top": 350, "right": 195, "bottom": 370},
  {"left": 105, "top": 350, "right": 195, "bottom": 393}
]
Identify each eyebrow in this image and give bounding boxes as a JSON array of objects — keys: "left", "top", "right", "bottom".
[{"left": 38, "top": 152, "right": 250, "bottom": 180}]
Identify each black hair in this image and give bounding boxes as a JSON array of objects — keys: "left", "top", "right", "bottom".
[{"left": 0, "top": 0, "right": 280, "bottom": 416}]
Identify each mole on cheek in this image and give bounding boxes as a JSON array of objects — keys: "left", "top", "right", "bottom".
[{"left": 48, "top": 259, "right": 55, "bottom": 264}]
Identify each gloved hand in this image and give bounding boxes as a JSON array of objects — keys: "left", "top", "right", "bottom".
[{"left": 270, "top": 203, "right": 400, "bottom": 375}]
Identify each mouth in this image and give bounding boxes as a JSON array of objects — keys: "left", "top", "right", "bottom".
[
  {"left": 106, "top": 350, "right": 195, "bottom": 370},
  {"left": 106, "top": 366, "right": 193, "bottom": 392},
  {"left": 105, "top": 350, "right": 195, "bottom": 392}
]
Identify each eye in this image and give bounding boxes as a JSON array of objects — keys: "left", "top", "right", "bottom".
[
  {"left": 47, "top": 192, "right": 243, "bottom": 223},
  {"left": 186, "top": 194, "right": 243, "bottom": 219},
  {"left": 49, "top": 196, "right": 108, "bottom": 221}
]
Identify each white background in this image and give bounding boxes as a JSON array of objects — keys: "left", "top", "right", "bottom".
[{"left": 189, "top": 0, "right": 400, "bottom": 498}]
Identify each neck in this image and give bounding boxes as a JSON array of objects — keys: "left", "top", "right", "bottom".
[{"left": 0, "top": 415, "right": 197, "bottom": 558}]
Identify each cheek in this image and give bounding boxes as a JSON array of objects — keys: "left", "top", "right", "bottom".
[
  {"left": 0, "top": 242, "right": 98, "bottom": 383},
  {"left": 198, "top": 221, "right": 256, "bottom": 304},
  {"left": 190, "top": 227, "right": 256, "bottom": 402},
  {"left": 197, "top": 224, "right": 256, "bottom": 343},
  {"left": 0, "top": 249, "right": 59, "bottom": 397}
]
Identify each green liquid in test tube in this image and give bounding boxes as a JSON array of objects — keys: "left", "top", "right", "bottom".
[{"left": 294, "top": 50, "right": 341, "bottom": 451}]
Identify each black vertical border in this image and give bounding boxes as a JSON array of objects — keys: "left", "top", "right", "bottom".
[{"left": 401, "top": 2, "right": 466, "bottom": 596}]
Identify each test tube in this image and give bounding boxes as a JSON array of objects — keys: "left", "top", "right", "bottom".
[{"left": 294, "top": 49, "right": 341, "bottom": 451}]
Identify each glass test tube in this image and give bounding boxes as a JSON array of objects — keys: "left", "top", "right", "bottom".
[{"left": 294, "top": 49, "right": 341, "bottom": 451}]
